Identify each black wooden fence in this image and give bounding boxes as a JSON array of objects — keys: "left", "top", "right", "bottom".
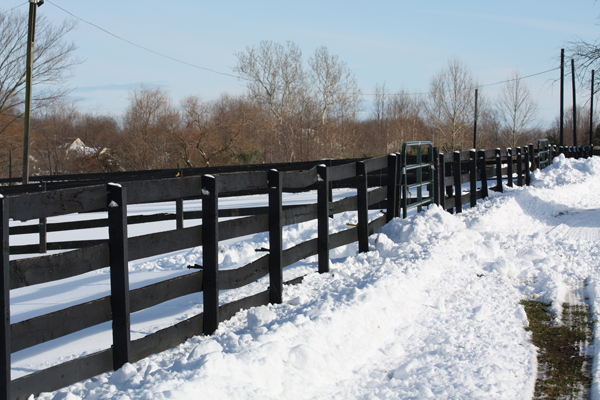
[
  {"left": 0, "top": 142, "right": 593, "bottom": 399},
  {"left": 0, "top": 158, "right": 364, "bottom": 196}
]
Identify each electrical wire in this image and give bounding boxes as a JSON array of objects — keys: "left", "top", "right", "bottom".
[
  {"left": 360, "top": 67, "right": 560, "bottom": 97},
  {"left": 3, "top": 2, "right": 28, "bottom": 13},
  {"left": 24, "top": 2, "right": 563, "bottom": 99},
  {"left": 478, "top": 67, "right": 560, "bottom": 88},
  {"left": 45, "top": 0, "right": 241, "bottom": 79}
]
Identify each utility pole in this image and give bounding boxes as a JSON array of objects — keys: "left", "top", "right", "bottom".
[
  {"left": 591, "top": 70, "right": 595, "bottom": 146},
  {"left": 572, "top": 59, "right": 577, "bottom": 147},
  {"left": 22, "top": 0, "right": 44, "bottom": 185},
  {"left": 473, "top": 88, "right": 478, "bottom": 149},
  {"left": 560, "top": 49, "right": 564, "bottom": 147}
]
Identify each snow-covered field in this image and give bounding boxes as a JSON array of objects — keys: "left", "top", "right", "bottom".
[{"left": 13, "top": 154, "right": 600, "bottom": 399}]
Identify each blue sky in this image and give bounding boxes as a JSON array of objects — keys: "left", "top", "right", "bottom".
[{"left": 4, "top": 0, "right": 599, "bottom": 127}]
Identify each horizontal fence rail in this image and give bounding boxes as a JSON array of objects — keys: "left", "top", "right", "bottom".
[{"left": 0, "top": 141, "right": 593, "bottom": 399}]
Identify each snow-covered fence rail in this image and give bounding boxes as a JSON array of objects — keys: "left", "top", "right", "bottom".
[
  {"left": 0, "top": 158, "right": 366, "bottom": 195},
  {"left": 0, "top": 142, "right": 594, "bottom": 399}
]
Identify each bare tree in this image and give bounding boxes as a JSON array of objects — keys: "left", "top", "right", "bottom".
[
  {"left": 233, "top": 41, "right": 367, "bottom": 161},
  {"left": 426, "top": 57, "right": 476, "bottom": 152},
  {"left": 372, "top": 82, "right": 389, "bottom": 154},
  {"left": 547, "top": 105, "right": 599, "bottom": 146},
  {"left": 566, "top": 35, "right": 600, "bottom": 94},
  {"left": 73, "top": 113, "right": 121, "bottom": 172},
  {"left": 0, "top": 107, "right": 22, "bottom": 178},
  {"left": 233, "top": 40, "right": 306, "bottom": 162},
  {"left": 308, "top": 46, "right": 361, "bottom": 158},
  {"left": 178, "top": 94, "right": 256, "bottom": 167},
  {"left": 387, "top": 90, "right": 427, "bottom": 150},
  {"left": 496, "top": 69, "right": 539, "bottom": 148},
  {"left": 475, "top": 104, "right": 501, "bottom": 150},
  {"left": 0, "top": 9, "right": 80, "bottom": 137},
  {"left": 177, "top": 95, "right": 210, "bottom": 167},
  {"left": 122, "top": 86, "right": 180, "bottom": 170},
  {"left": 308, "top": 46, "right": 361, "bottom": 126},
  {"left": 31, "top": 100, "right": 79, "bottom": 175}
]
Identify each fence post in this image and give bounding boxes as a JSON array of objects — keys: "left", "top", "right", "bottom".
[
  {"left": 268, "top": 170, "right": 283, "bottom": 304},
  {"left": 525, "top": 146, "right": 531, "bottom": 186},
  {"left": 386, "top": 154, "right": 398, "bottom": 222},
  {"left": 356, "top": 161, "right": 369, "bottom": 253},
  {"left": 528, "top": 143, "right": 535, "bottom": 171},
  {"left": 532, "top": 143, "right": 538, "bottom": 167},
  {"left": 176, "top": 198, "right": 184, "bottom": 230},
  {"left": 202, "top": 175, "right": 219, "bottom": 335},
  {"left": 0, "top": 196, "right": 10, "bottom": 400},
  {"left": 107, "top": 183, "right": 131, "bottom": 371},
  {"left": 328, "top": 160, "right": 333, "bottom": 204},
  {"left": 400, "top": 152, "right": 408, "bottom": 219},
  {"left": 469, "top": 150, "right": 477, "bottom": 208},
  {"left": 438, "top": 152, "right": 446, "bottom": 210},
  {"left": 516, "top": 147, "right": 523, "bottom": 186},
  {"left": 317, "top": 165, "right": 329, "bottom": 274},
  {"left": 453, "top": 151, "right": 462, "bottom": 214},
  {"left": 39, "top": 181, "right": 47, "bottom": 254},
  {"left": 495, "top": 148, "right": 503, "bottom": 193},
  {"left": 38, "top": 217, "right": 47, "bottom": 254},
  {"left": 478, "top": 149, "right": 489, "bottom": 199},
  {"left": 445, "top": 154, "right": 454, "bottom": 214},
  {"left": 395, "top": 152, "right": 402, "bottom": 218},
  {"left": 507, "top": 148, "right": 514, "bottom": 187}
]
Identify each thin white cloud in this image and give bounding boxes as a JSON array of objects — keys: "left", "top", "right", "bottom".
[
  {"left": 74, "top": 82, "right": 168, "bottom": 93},
  {"left": 292, "top": 28, "right": 420, "bottom": 53},
  {"left": 422, "top": 9, "right": 597, "bottom": 37}
]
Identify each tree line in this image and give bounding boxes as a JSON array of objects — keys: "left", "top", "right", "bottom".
[{"left": 1, "top": 8, "right": 598, "bottom": 178}]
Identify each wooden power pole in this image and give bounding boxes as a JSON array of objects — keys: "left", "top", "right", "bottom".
[{"left": 22, "top": 0, "right": 44, "bottom": 185}]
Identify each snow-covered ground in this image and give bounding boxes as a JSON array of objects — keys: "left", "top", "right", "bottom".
[{"left": 14, "top": 154, "right": 600, "bottom": 399}]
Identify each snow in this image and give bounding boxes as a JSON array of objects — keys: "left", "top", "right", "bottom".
[{"left": 13, "top": 154, "right": 600, "bottom": 399}]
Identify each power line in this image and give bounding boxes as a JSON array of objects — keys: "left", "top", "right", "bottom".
[
  {"left": 478, "top": 67, "right": 559, "bottom": 88},
  {"left": 3, "top": 2, "right": 27, "bottom": 13},
  {"left": 14, "top": 2, "right": 563, "bottom": 102},
  {"left": 360, "top": 67, "right": 560, "bottom": 97},
  {"left": 45, "top": 0, "right": 240, "bottom": 79}
]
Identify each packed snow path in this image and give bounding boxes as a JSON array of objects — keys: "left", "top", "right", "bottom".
[{"left": 26, "top": 154, "right": 600, "bottom": 399}]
